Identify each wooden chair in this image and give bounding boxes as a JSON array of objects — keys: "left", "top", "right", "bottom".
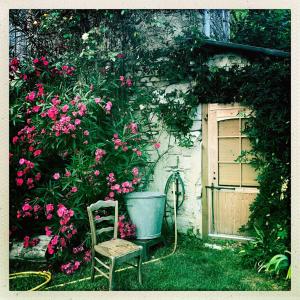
[{"left": 87, "top": 200, "right": 143, "bottom": 291}]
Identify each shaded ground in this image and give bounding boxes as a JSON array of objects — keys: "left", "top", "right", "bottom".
[{"left": 9, "top": 234, "right": 290, "bottom": 291}]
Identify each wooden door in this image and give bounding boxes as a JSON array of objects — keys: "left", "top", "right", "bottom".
[{"left": 207, "top": 103, "right": 259, "bottom": 237}]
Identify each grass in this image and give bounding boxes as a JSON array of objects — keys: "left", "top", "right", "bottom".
[{"left": 9, "top": 234, "right": 290, "bottom": 291}]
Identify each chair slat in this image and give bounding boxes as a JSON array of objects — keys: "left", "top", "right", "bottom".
[
  {"left": 95, "top": 215, "right": 114, "bottom": 224},
  {"left": 89, "top": 200, "right": 116, "bottom": 211},
  {"left": 96, "top": 227, "right": 114, "bottom": 235},
  {"left": 94, "top": 266, "right": 109, "bottom": 279},
  {"left": 94, "top": 256, "right": 110, "bottom": 270}
]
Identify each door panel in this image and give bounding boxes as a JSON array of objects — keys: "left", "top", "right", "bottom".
[
  {"left": 214, "top": 191, "right": 256, "bottom": 235},
  {"left": 207, "top": 103, "right": 258, "bottom": 236}
]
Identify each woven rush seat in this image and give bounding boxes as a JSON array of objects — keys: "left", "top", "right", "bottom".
[{"left": 94, "top": 238, "right": 141, "bottom": 258}]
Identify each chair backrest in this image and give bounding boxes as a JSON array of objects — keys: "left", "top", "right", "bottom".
[{"left": 87, "top": 200, "right": 118, "bottom": 246}]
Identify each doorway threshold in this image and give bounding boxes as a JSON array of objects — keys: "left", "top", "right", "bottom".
[{"left": 208, "top": 233, "right": 254, "bottom": 242}]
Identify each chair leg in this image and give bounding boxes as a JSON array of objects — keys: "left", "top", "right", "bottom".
[
  {"left": 138, "top": 253, "right": 142, "bottom": 285},
  {"left": 91, "top": 255, "right": 95, "bottom": 282},
  {"left": 109, "top": 258, "right": 115, "bottom": 291}
]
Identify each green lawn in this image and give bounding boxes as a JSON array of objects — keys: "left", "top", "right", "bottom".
[{"left": 9, "top": 235, "right": 290, "bottom": 291}]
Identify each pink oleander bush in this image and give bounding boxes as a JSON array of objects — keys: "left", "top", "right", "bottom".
[{"left": 9, "top": 52, "right": 156, "bottom": 273}]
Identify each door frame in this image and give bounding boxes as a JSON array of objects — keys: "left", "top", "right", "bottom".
[{"left": 201, "top": 103, "right": 257, "bottom": 241}]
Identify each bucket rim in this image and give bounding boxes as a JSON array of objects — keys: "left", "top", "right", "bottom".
[{"left": 124, "top": 191, "right": 166, "bottom": 199}]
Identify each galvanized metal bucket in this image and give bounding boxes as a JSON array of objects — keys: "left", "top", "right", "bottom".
[{"left": 125, "top": 192, "right": 166, "bottom": 239}]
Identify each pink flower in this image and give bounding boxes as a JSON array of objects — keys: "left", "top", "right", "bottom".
[
  {"left": 62, "top": 104, "right": 69, "bottom": 113},
  {"left": 105, "top": 101, "right": 112, "bottom": 113},
  {"left": 26, "top": 178, "right": 34, "bottom": 185},
  {"left": 114, "top": 138, "right": 122, "bottom": 148},
  {"left": 132, "top": 167, "right": 139, "bottom": 176},
  {"left": 111, "top": 184, "right": 121, "bottom": 193},
  {"left": 71, "top": 187, "right": 78, "bottom": 193},
  {"left": 74, "top": 261, "right": 80, "bottom": 269},
  {"left": 47, "top": 106, "right": 59, "bottom": 120},
  {"left": 16, "top": 178, "right": 24, "bottom": 186},
  {"left": 26, "top": 160, "right": 35, "bottom": 169},
  {"left": 46, "top": 203, "right": 54, "bottom": 213},
  {"left": 46, "top": 213, "right": 53, "bottom": 220},
  {"left": 32, "top": 106, "right": 41, "bottom": 113},
  {"left": 17, "top": 170, "right": 23, "bottom": 177},
  {"left": 74, "top": 119, "right": 81, "bottom": 125},
  {"left": 27, "top": 91, "right": 36, "bottom": 102},
  {"left": 33, "top": 149, "right": 42, "bottom": 157},
  {"left": 33, "top": 204, "right": 41, "bottom": 213},
  {"left": 65, "top": 170, "right": 71, "bottom": 177},
  {"left": 45, "top": 226, "right": 52, "bottom": 236},
  {"left": 23, "top": 236, "right": 30, "bottom": 248},
  {"left": 117, "top": 53, "right": 125, "bottom": 59},
  {"left": 94, "top": 170, "right": 100, "bottom": 176},
  {"left": 57, "top": 204, "right": 67, "bottom": 217},
  {"left": 94, "top": 97, "right": 101, "bottom": 104},
  {"left": 33, "top": 58, "right": 39, "bottom": 64},
  {"left": 12, "top": 136, "right": 19, "bottom": 144},
  {"left": 154, "top": 142, "right": 160, "bottom": 149},
  {"left": 51, "top": 235, "right": 59, "bottom": 246},
  {"left": 51, "top": 97, "right": 61, "bottom": 106},
  {"left": 136, "top": 150, "right": 142, "bottom": 156},
  {"left": 17, "top": 210, "right": 22, "bottom": 219},
  {"left": 95, "top": 149, "right": 106, "bottom": 161},
  {"left": 22, "top": 203, "right": 32, "bottom": 211},
  {"left": 43, "top": 60, "right": 49, "bottom": 66},
  {"left": 83, "top": 130, "right": 89, "bottom": 136},
  {"left": 128, "top": 122, "right": 138, "bottom": 134},
  {"left": 60, "top": 237, "right": 66, "bottom": 247},
  {"left": 29, "top": 147, "right": 34, "bottom": 154},
  {"left": 53, "top": 173, "right": 60, "bottom": 180},
  {"left": 19, "top": 158, "right": 26, "bottom": 165},
  {"left": 84, "top": 250, "right": 92, "bottom": 262},
  {"left": 126, "top": 78, "right": 132, "bottom": 87},
  {"left": 47, "top": 244, "right": 54, "bottom": 254},
  {"left": 132, "top": 177, "right": 141, "bottom": 185},
  {"left": 109, "top": 192, "right": 115, "bottom": 198},
  {"left": 35, "top": 172, "right": 41, "bottom": 181}
]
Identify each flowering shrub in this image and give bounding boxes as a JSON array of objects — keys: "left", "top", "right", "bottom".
[
  {"left": 118, "top": 215, "right": 136, "bottom": 239},
  {"left": 9, "top": 52, "right": 155, "bottom": 272}
]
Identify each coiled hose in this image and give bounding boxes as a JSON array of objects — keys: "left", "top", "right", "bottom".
[{"left": 9, "top": 271, "right": 52, "bottom": 291}]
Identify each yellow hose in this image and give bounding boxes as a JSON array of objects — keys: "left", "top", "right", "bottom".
[{"left": 9, "top": 271, "right": 52, "bottom": 291}]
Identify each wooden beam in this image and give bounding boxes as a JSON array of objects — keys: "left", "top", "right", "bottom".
[{"left": 201, "top": 104, "right": 209, "bottom": 238}]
